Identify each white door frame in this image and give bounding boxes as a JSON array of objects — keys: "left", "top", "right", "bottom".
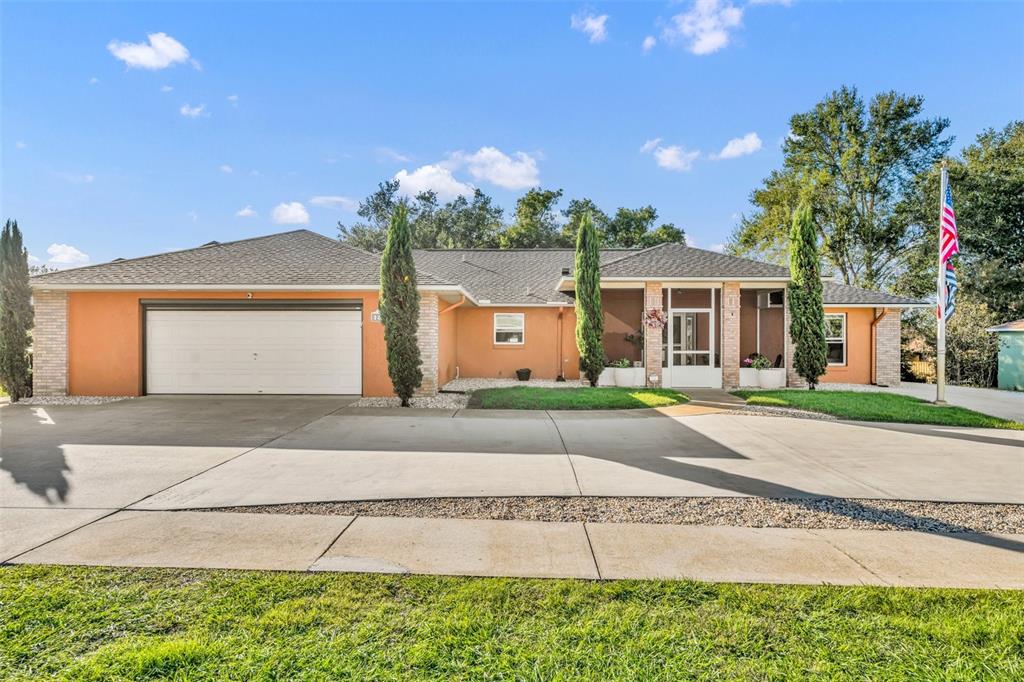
[{"left": 663, "top": 286, "right": 723, "bottom": 388}]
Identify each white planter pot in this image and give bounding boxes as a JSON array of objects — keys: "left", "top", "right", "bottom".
[
  {"left": 739, "top": 368, "right": 759, "bottom": 387},
  {"left": 758, "top": 368, "right": 786, "bottom": 389},
  {"left": 613, "top": 367, "right": 632, "bottom": 386},
  {"left": 598, "top": 367, "right": 616, "bottom": 387}
]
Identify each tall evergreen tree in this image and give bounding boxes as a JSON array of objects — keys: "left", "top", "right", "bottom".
[
  {"left": 787, "top": 200, "right": 828, "bottom": 389},
  {"left": 574, "top": 212, "right": 604, "bottom": 386},
  {"left": 379, "top": 205, "right": 423, "bottom": 406},
  {"left": 0, "top": 220, "right": 33, "bottom": 401}
]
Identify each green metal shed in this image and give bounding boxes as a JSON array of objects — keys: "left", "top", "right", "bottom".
[{"left": 987, "top": 319, "right": 1024, "bottom": 391}]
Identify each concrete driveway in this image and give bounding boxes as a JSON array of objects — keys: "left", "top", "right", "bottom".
[{"left": 2, "top": 396, "right": 1022, "bottom": 516}]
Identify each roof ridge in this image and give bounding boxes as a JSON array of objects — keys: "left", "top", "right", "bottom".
[
  {"left": 598, "top": 242, "right": 670, "bottom": 269},
  {"left": 413, "top": 247, "right": 641, "bottom": 253},
  {"left": 30, "top": 229, "right": 311, "bottom": 280}
]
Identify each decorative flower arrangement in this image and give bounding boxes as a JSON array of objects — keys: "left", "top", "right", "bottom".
[
  {"left": 643, "top": 307, "right": 667, "bottom": 330},
  {"left": 748, "top": 354, "right": 772, "bottom": 370}
]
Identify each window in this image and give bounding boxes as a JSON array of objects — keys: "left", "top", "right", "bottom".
[
  {"left": 825, "top": 314, "right": 846, "bottom": 365},
  {"left": 494, "top": 313, "right": 525, "bottom": 345}
]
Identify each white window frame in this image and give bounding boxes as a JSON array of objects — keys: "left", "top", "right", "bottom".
[
  {"left": 493, "top": 312, "right": 525, "bottom": 345},
  {"left": 825, "top": 313, "right": 846, "bottom": 366}
]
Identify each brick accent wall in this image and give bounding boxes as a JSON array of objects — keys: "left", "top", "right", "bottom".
[
  {"left": 874, "top": 307, "right": 901, "bottom": 387},
  {"left": 416, "top": 293, "right": 439, "bottom": 396},
  {"left": 32, "top": 290, "right": 68, "bottom": 396},
  {"left": 643, "top": 281, "right": 663, "bottom": 387},
  {"left": 721, "top": 282, "right": 741, "bottom": 388},
  {"left": 783, "top": 287, "right": 807, "bottom": 388}
]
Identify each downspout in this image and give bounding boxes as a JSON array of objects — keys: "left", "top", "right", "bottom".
[
  {"left": 556, "top": 307, "right": 565, "bottom": 380},
  {"left": 869, "top": 308, "right": 887, "bottom": 385}
]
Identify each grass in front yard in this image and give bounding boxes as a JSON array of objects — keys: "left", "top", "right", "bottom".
[
  {"left": 2, "top": 566, "right": 1022, "bottom": 680},
  {"left": 468, "top": 386, "right": 688, "bottom": 410},
  {"left": 733, "top": 389, "right": 1023, "bottom": 430}
]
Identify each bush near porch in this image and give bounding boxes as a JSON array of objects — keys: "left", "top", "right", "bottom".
[
  {"left": 732, "top": 389, "right": 1023, "bottom": 430},
  {"left": 468, "top": 386, "right": 688, "bottom": 410}
]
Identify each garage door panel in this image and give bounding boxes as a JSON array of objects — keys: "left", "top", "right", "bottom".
[{"left": 146, "top": 309, "right": 361, "bottom": 394}]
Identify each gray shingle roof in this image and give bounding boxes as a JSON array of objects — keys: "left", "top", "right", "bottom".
[
  {"left": 821, "top": 282, "right": 927, "bottom": 307},
  {"left": 412, "top": 248, "right": 637, "bottom": 305},
  {"left": 600, "top": 243, "right": 790, "bottom": 279},
  {"left": 29, "top": 230, "right": 452, "bottom": 288},
  {"left": 30, "top": 228, "right": 926, "bottom": 307}
]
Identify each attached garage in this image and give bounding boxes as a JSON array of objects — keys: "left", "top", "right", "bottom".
[{"left": 144, "top": 302, "right": 362, "bottom": 395}]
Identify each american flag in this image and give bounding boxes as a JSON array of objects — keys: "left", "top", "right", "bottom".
[
  {"left": 944, "top": 261, "right": 957, "bottom": 320},
  {"left": 940, "top": 184, "right": 959, "bottom": 263}
]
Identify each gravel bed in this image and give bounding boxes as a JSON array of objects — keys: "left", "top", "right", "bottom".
[
  {"left": 204, "top": 496, "right": 1024, "bottom": 534},
  {"left": 725, "top": 405, "right": 837, "bottom": 421},
  {"left": 14, "top": 395, "right": 133, "bottom": 406},
  {"left": 442, "top": 377, "right": 586, "bottom": 392},
  {"left": 350, "top": 393, "right": 469, "bottom": 409}
]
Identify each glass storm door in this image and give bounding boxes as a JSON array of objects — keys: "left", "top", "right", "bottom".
[{"left": 665, "top": 310, "right": 717, "bottom": 386}]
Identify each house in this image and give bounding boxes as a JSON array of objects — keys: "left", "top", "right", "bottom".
[
  {"left": 28, "top": 229, "right": 926, "bottom": 397},
  {"left": 987, "top": 319, "right": 1024, "bottom": 391}
]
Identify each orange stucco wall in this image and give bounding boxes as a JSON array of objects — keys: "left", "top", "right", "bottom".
[
  {"left": 452, "top": 306, "right": 580, "bottom": 380},
  {"left": 821, "top": 307, "right": 873, "bottom": 385},
  {"left": 67, "top": 290, "right": 392, "bottom": 397},
  {"left": 438, "top": 303, "right": 458, "bottom": 386}
]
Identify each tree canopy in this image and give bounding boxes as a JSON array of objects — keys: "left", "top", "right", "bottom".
[
  {"left": 729, "top": 86, "right": 952, "bottom": 290},
  {"left": 339, "top": 183, "right": 686, "bottom": 251}
]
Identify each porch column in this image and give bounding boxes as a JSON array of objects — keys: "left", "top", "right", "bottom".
[
  {"left": 874, "top": 308, "right": 902, "bottom": 387},
  {"left": 33, "top": 290, "right": 69, "bottom": 397},
  {"left": 783, "top": 287, "right": 806, "bottom": 387},
  {"left": 415, "top": 293, "right": 439, "bottom": 396},
  {"left": 643, "top": 281, "right": 663, "bottom": 387},
  {"left": 722, "top": 282, "right": 741, "bottom": 389}
]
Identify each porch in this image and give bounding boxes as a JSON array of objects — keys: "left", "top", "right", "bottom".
[{"left": 599, "top": 283, "right": 790, "bottom": 390}]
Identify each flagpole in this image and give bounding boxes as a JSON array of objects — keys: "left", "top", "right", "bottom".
[{"left": 935, "top": 161, "right": 948, "bottom": 404}]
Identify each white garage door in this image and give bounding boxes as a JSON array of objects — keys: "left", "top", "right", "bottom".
[{"left": 146, "top": 308, "right": 362, "bottom": 394}]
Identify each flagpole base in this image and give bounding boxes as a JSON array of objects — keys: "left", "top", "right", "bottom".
[{"left": 933, "top": 400, "right": 947, "bottom": 405}]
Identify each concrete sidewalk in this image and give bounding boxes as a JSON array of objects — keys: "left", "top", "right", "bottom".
[{"left": 6, "top": 509, "right": 1023, "bottom": 589}]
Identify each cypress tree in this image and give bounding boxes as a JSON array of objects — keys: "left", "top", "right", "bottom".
[
  {"left": 787, "top": 200, "right": 828, "bottom": 389},
  {"left": 379, "top": 204, "right": 422, "bottom": 406},
  {"left": 574, "top": 212, "right": 604, "bottom": 386},
  {"left": 0, "top": 220, "right": 33, "bottom": 401}
]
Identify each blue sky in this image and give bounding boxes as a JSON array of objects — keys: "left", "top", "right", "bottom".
[{"left": 3, "top": 1, "right": 1022, "bottom": 268}]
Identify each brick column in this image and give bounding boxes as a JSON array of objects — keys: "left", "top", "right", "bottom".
[
  {"left": 415, "top": 293, "right": 439, "bottom": 396},
  {"left": 784, "top": 287, "right": 806, "bottom": 387},
  {"left": 874, "top": 307, "right": 901, "bottom": 387},
  {"left": 721, "top": 282, "right": 741, "bottom": 389},
  {"left": 32, "top": 290, "right": 69, "bottom": 396},
  {"left": 643, "top": 282, "right": 663, "bottom": 388}
]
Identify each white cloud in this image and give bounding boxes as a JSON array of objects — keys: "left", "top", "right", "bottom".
[
  {"left": 161, "top": 85, "right": 174, "bottom": 92},
  {"left": 47, "top": 243, "right": 89, "bottom": 265},
  {"left": 179, "top": 103, "right": 207, "bottom": 118},
  {"left": 15, "top": 141, "right": 27, "bottom": 150},
  {"left": 272, "top": 201, "right": 310, "bottom": 225},
  {"left": 227, "top": 94, "right": 239, "bottom": 105},
  {"left": 714, "top": 132, "right": 762, "bottom": 159},
  {"left": 641, "top": 139, "right": 700, "bottom": 171},
  {"left": 447, "top": 147, "right": 540, "bottom": 190},
  {"left": 249, "top": 169, "right": 260, "bottom": 176},
  {"left": 395, "top": 165, "right": 473, "bottom": 201},
  {"left": 748, "top": 0, "right": 791, "bottom": 5},
  {"left": 709, "top": 243, "right": 725, "bottom": 253},
  {"left": 89, "top": 76, "right": 99, "bottom": 85},
  {"left": 187, "top": 210, "right": 198, "bottom": 223},
  {"left": 570, "top": 11, "right": 609, "bottom": 43},
  {"left": 310, "top": 195, "right": 359, "bottom": 211},
  {"left": 107, "top": 32, "right": 192, "bottom": 70},
  {"left": 376, "top": 147, "right": 412, "bottom": 163},
  {"left": 28, "top": 254, "right": 42, "bottom": 264},
  {"left": 642, "top": 35, "right": 657, "bottom": 53},
  {"left": 219, "top": 164, "right": 233, "bottom": 174},
  {"left": 663, "top": 0, "right": 743, "bottom": 56},
  {"left": 639, "top": 138, "right": 661, "bottom": 153},
  {"left": 684, "top": 234, "right": 697, "bottom": 247},
  {"left": 235, "top": 205, "right": 257, "bottom": 218}
]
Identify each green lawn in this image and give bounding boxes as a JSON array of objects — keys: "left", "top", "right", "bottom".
[
  {"left": 732, "top": 389, "right": 1023, "bottom": 430},
  {"left": 2, "top": 566, "right": 1022, "bottom": 680},
  {"left": 468, "top": 386, "right": 688, "bottom": 410}
]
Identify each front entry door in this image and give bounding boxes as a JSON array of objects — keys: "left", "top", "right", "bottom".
[{"left": 666, "top": 310, "right": 720, "bottom": 387}]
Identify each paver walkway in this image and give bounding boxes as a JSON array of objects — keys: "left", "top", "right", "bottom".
[{"left": 6, "top": 509, "right": 1023, "bottom": 588}]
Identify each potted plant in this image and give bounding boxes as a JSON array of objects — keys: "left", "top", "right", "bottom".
[
  {"left": 515, "top": 368, "right": 531, "bottom": 381},
  {"left": 749, "top": 354, "right": 784, "bottom": 388},
  {"left": 611, "top": 357, "right": 632, "bottom": 386}
]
